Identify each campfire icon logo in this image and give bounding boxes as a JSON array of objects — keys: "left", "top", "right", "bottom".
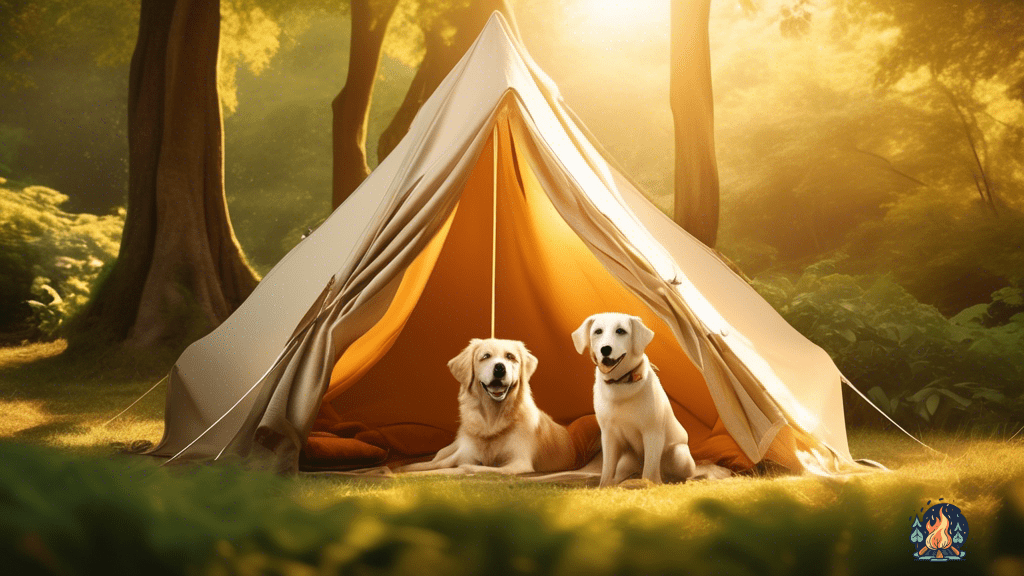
[{"left": 911, "top": 499, "right": 968, "bottom": 561}]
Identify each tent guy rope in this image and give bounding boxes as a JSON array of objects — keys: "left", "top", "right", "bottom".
[
  {"left": 841, "top": 375, "right": 940, "bottom": 455},
  {"left": 95, "top": 374, "right": 168, "bottom": 429}
]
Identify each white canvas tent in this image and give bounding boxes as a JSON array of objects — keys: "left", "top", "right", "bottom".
[{"left": 148, "top": 13, "right": 863, "bottom": 475}]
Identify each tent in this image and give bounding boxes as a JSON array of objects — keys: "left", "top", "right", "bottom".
[{"left": 148, "top": 13, "right": 862, "bottom": 476}]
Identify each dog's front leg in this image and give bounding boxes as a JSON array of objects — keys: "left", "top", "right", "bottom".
[
  {"left": 398, "top": 441, "right": 465, "bottom": 472},
  {"left": 599, "top": 430, "right": 622, "bottom": 488},
  {"left": 640, "top": 431, "right": 666, "bottom": 484},
  {"left": 458, "top": 459, "right": 534, "bottom": 476}
]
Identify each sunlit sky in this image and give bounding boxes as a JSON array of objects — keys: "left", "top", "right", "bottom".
[{"left": 566, "top": 0, "right": 669, "bottom": 44}]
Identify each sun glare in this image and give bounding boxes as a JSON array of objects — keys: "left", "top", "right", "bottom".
[{"left": 571, "top": 0, "right": 669, "bottom": 43}]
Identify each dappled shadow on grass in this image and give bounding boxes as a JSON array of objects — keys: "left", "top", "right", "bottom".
[
  {"left": 0, "top": 337, "right": 177, "bottom": 381},
  {"left": 9, "top": 419, "right": 88, "bottom": 443},
  {"left": 0, "top": 341, "right": 165, "bottom": 452}
]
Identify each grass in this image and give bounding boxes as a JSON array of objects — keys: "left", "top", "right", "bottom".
[
  {"left": 0, "top": 340, "right": 165, "bottom": 454},
  {"left": 2, "top": 341, "right": 1024, "bottom": 574}
]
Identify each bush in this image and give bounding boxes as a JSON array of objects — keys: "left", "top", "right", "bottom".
[
  {"left": 843, "top": 189, "right": 1024, "bottom": 315},
  {"left": 753, "top": 259, "right": 1024, "bottom": 428},
  {"left": 0, "top": 183, "right": 123, "bottom": 341}
]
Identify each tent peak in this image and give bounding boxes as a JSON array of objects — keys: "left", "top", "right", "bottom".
[{"left": 481, "top": 10, "right": 518, "bottom": 44}]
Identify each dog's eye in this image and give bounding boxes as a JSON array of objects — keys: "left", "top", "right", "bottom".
[
  {"left": 594, "top": 329, "right": 603, "bottom": 335},
  {"left": 481, "top": 353, "right": 491, "bottom": 360},
  {"left": 505, "top": 353, "right": 516, "bottom": 361},
  {"left": 616, "top": 328, "right": 627, "bottom": 335}
]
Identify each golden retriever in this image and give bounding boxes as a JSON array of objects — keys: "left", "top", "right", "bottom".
[{"left": 399, "top": 338, "right": 577, "bottom": 475}]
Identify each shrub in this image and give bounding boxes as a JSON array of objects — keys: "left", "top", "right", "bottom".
[
  {"left": 0, "top": 183, "right": 123, "bottom": 341},
  {"left": 753, "top": 259, "right": 1024, "bottom": 428}
]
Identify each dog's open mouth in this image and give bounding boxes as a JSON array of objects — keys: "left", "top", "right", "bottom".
[
  {"left": 481, "top": 379, "right": 513, "bottom": 401},
  {"left": 597, "top": 353, "right": 626, "bottom": 374}
]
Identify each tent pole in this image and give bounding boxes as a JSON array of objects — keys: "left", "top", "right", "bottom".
[{"left": 491, "top": 120, "right": 498, "bottom": 339}]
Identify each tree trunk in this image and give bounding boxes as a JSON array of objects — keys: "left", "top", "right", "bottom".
[
  {"left": 77, "top": 0, "right": 257, "bottom": 350},
  {"left": 375, "top": 0, "right": 519, "bottom": 164},
  {"left": 670, "top": 0, "right": 720, "bottom": 247},
  {"left": 331, "top": 0, "right": 401, "bottom": 209}
]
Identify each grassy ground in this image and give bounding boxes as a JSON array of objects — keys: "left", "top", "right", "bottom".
[{"left": 2, "top": 341, "right": 1023, "bottom": 575}]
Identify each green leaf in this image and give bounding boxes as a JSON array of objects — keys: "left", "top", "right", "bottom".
[
  {"left": 991, "top": 287, "right": 1024, "bottom": 307},
  {"left": 917, "top": 404, "right": 931, "bottom": 422},
  {"left": 895, "top": 324, "right": 915, "bottom": 344},
  {"left": 951, "top": 304, "right": 990, "bottom": 326},
  {"left": 867, "top": 386, "right": 889, "bottom": 411},
  {"left": 925, "top": 394, "right": 940, "bottom": 416},
  {"left": 909, "top": 387, "right": 936, "bottom": 403},
  {"left": 934, "top": 389, "right": 971, "bottom": 408}
]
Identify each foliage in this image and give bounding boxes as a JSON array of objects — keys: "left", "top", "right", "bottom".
[
  {"left": 0, "top": 123, "right": 25, "bottom": 177},
  {"left": 0, "top": 440, "right": 1014, "bottom": 575},
  {"left": 219, "top": 3, "right": 284, "bottom": 115},
  {"left": 225, "top": 13, "right": 414, "bottom": 273},
  {"left": 844, "top": 187, "right": 1024, "bottom": 314},
  {"left": 714, "top": 1, "right": 1024, "bottom": 316},
  {"left": 0, "top": 184, "right": 123, "bottom": 340},
  {"left": 0, "top": 0, "right": 139, "bottom": 88},
  {"left": 713, "top": 3, "right": 928, "bottom": 272},
  {"left": 753, "top": 260, "right": 1024, "bottom": 429},
  {"left": 842, "top": 0, "right": 1024, "bottom": 103}
]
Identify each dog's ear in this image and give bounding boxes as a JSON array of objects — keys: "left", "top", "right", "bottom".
[
  {"left": 629, "top": 316, "right": 655, "bottom": 356},
  {"left": 520, "top": 344, "right": 538, "bottom": 383},
  {"left": 571, "top": 316, "right": 596, "bottom": 354},
  {"left": 448, "top": 340, "right": 478, "bottom": 389}
]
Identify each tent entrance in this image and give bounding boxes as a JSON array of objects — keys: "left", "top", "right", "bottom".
[{"left": 307, "top": 118, "right": 752, "bottom": 470}]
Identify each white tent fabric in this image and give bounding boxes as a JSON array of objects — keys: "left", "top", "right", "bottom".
[{"left": 149, "top": 12, "right": 857, "bottom": 474}]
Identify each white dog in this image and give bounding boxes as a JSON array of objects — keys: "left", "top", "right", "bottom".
[
  {"left": 399, "top": 338, "right": 577, "bottom": 475},
  {"left": 573, "top": 313, "right": 731, "bottom": 487}
]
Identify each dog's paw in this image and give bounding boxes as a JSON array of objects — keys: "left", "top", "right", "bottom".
[
  {"left": 617, "top": 478, "right": 657, "bottom": 490},
  {"left": 692, "top": 463, "right": 733, "bottom": 480}
]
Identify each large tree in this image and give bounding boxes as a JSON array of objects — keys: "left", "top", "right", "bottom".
[
  {"left": 670, "top": 0, "right": 720, "bottom": 248},
  {"left": 331, "top": 0, "right": 519, "bottom": 208},
  {"left": 77, "top": 0, "right": 258, "bottom": 350},
  {"left": 375, "top": 0, "right": 519, "bottom": 164},
  {"left": 331, "top": 0, "right": 402, "bottom": 209}
]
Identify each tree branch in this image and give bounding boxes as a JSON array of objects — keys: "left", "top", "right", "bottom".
[
  {"left": 934, "top": 79, "right": 998, "bottom": 215},
  {"left": 849, "top": 146, "right": 929, "bottom": 187}
]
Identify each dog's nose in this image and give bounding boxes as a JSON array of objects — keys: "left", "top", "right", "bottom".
[
  {"left": 600, "top": 346, "right": 612, "bottom": 357},
  {"left": 493, "top": 363, "right": 506, "bottom": 378}
]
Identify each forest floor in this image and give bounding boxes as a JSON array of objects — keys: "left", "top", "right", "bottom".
[{"left": 1, "top": 340, "right": 1023, "bottom": 574}]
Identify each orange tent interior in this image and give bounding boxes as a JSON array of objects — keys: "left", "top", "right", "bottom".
[{"left": 304, "top": 119, "right": 754, "bottom": 472}]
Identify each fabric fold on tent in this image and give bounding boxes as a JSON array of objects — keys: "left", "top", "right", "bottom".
[{"left": 148, "top": 12, "right": 863, "bottom": 476}]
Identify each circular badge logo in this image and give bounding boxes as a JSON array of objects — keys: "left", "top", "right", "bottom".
[{"left": 911, "top": 500, "right": 968, "bottom": 561}]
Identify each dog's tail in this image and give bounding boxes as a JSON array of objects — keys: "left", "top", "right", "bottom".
[{"left": 693, "top": 462, "right": 733, "bottom": 480}]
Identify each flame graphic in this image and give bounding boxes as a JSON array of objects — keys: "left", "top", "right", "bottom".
[{"left": 925, "top": 507, "right": 952, "bottom": 551}]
